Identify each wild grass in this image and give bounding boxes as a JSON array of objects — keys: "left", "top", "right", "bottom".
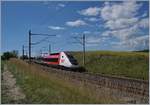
[
  {"left": 1, "top": 60, "right": 12, "bottom": 104},
  {"left": 1, "top": 60, "right": 5, "bottom": 72},
  {"left": 4, "top": 59, "right": 122, "bottom": 104},
  {"left": 71, "top": 51, "right": 149, "bottom": 80}
]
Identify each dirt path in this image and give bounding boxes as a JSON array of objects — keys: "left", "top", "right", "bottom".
[{"left": 1, "top": 65, "right": 26, "bottom": 103}]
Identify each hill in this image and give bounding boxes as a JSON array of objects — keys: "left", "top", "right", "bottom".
[{"left": 70, "top": 51, "right": 149, "bottom": 80}]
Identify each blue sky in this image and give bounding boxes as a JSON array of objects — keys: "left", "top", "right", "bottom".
[{"left": 1, "top": 1, "right": 149, "bottom": 56}]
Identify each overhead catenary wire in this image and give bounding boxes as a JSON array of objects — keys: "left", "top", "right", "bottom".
[
  {"left": 28, "top": 30, "right": 56, "bottom": 63},
  {"left": 71, "top": 34, "right": 86, "bottom": 67},
  {"left": 31, "top": 33, "right": 56, "bottom": 36},
  {"left": 31, "top": 37, "right": 49, "bottom": 45}
]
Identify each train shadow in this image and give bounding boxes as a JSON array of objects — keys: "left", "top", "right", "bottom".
[{"left": 60, "top": 66, "right": 86, "bottom": 73}]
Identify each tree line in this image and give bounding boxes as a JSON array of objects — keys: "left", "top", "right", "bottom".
[{"left": 1, "top": 50, "right": 19, "bottom": 60}]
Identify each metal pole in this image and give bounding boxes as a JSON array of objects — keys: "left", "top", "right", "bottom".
[
  {"left": 83, "top": 34, "right": 85, "bottom": 67},
  {"left": 22, "top": 45, "right": 24, "bottom": 60},
  {"left": 26, "top": 50, "right": 28, "bottom": 57},
  {"left": 49, "top": 44, "right": 51, "bottom": 55},
  {"left": 28, "top": 30, "right": 55, "bottom": 62},
  {"left": 29, "top": 30, "right": 31, "bottom": 63},
  {"left": 40, "top": 49, "right": 42, "bottom": 57}
]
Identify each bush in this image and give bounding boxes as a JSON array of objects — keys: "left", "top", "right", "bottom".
[{"left": 1, "top": 50, "right": 18, "bottom": 60}]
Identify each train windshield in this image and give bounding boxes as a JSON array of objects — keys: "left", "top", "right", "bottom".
[{"left": 66, "top": 53, "right": 78, "bottom": 65}]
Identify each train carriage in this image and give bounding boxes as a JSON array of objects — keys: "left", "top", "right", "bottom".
[{"left": 42, "top": 52, "right": 79, "bottom": 68}]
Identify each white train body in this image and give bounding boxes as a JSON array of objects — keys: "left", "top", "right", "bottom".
[{"left": 42, "top": 52, "right": 79, "bottom": 68}]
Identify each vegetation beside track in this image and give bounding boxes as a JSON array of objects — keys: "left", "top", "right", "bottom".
[
  {"left": 71, "top": 51, "right": 149, "bottom": 80},
  {"left": 2, "top": 59, "right": 122, "bottom": 104}
]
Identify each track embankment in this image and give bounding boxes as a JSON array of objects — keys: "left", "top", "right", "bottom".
[{"left": 30, "top": 61, "right": 149, "bottom": 98}]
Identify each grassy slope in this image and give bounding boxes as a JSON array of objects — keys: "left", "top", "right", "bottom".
[
  {"left": 71, "top": 51, "right": 149, "bottom": 80},
  {"left": 3, "top": 59, "right": 121, "bottom": 104}
]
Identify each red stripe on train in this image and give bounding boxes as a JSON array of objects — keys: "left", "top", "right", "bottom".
[{"left": 44, "top": 62, "right": 59, "bottom": 65}]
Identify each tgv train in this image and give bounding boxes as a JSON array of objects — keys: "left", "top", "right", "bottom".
[{"left": 41, "top": 52, "right": 79, "bottom": 68}]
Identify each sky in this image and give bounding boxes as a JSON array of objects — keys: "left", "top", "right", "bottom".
[{"left": 1, "top": 1, "right": 149, "bottom": 56}]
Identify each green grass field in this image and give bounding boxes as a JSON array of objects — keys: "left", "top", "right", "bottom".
[
  {"left": 70, "top": 51, "right": 149, "bottom": 80},
  {"left": 1, "top": 51, "right": 148, "bottom": 104},
  {"left": 2, "top": 59, "right": 122, "bottom": 104}
]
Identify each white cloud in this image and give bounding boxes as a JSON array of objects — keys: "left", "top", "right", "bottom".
[
  {"left": 101, "top": 1, "right": 141, "bottom": 30},
  {"left": 87, "top": 37, "right": 101, "bottom": 43},
  {"left": 86, "top": 43, "right": 99, "bottom": 47},
  {"left": 86, "top": 36, "right": 109, "bottom": 47},
  {"left": 138, "top": 18, "right": 149, "bottom": 28},
  {"left": 48, "top": 26, "right": 65, "bottom": 30},
  {"left": 103, "top": 18, "right": 149, "bottom": 41},
  {"left": 86, "top": 36, "right": 108, "bottom": 43},
  {"left": 56, "top": 3, "right": 65, "bottom": 10},
  {"left": 86, "top": 37, "right": 101, "bottom": 47},
  {"left": 113, "top": 35, "right": 149, "bottom": 50},
  {"left": 105, "top": 18, "right": 138, "bottom": 30},
  {"left": 101, "top": 1, "right": 141, "bottom": 20},
  {"left": 100, "top": 1, "right": 148, "bottom": 50},
  {"left": 66, "top": 20, "right": 87, "bottom": 27},
  {"left": 43, "top": 1, "right": 49, "bottom": 5},
  {"left": 141, "top": 12, "right": 147, "bottom": 18},
  {"left": 102, "top": 31, "right": 111, "bottom": 37},
  {"left": 71, "top": 32, "right": 80, "bottom": 35},
  {"left": 79, "top": 7, "right": 101, "bottom": 16},
  {"left": 83, "top": 31, "right": 91, "bottom": 34},
  {"left": 85, "top": 17, "right": 100, "bottom": 22},
  {"left": 58, "top": 3, "right": 65, "bottom": 7},
  {"left": 103, "top": 24, "right": 140, "bottom": 41},
  {"left": 56, "top": 34, "right": 61, "bottom": 38}
]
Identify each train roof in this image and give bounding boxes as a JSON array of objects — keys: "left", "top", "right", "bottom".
[
  {"left": 49, "top": 51, "right": 69, "bottom": 55},
  {"left": 43, "top": 51, "right": 73, "bottom": 56}
]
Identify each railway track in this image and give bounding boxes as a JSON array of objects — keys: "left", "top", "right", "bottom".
[{"left": 28, "top": 60, "right": 149, "bottom": 97}]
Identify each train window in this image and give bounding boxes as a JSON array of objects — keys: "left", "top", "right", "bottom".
[
  {"left": 70, "top": 59, "right": 78, "bottom": 65},
  {"left": 66, "top": 53, "right": 78, "bottom": 65},
  {"left": 66, "top": 53, "right": 74, "bottom": 59},
  {"left": 43, "top": 58, "right": 58, "bottom": 62}
]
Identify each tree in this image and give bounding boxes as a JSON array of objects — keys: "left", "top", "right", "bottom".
[
  {"left": 12, "top": 50, "right": 18, "bottom": 58},
  {"left": 20, "top": 55, "right": 28, "bottom": 59},
  {"left": 1, "top": 50, "right": 19, "bottom": 60}
]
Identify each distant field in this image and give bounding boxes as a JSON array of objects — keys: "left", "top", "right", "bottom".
[{"left": 70, "top": 51, "right": 149, "bottom": 80}]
